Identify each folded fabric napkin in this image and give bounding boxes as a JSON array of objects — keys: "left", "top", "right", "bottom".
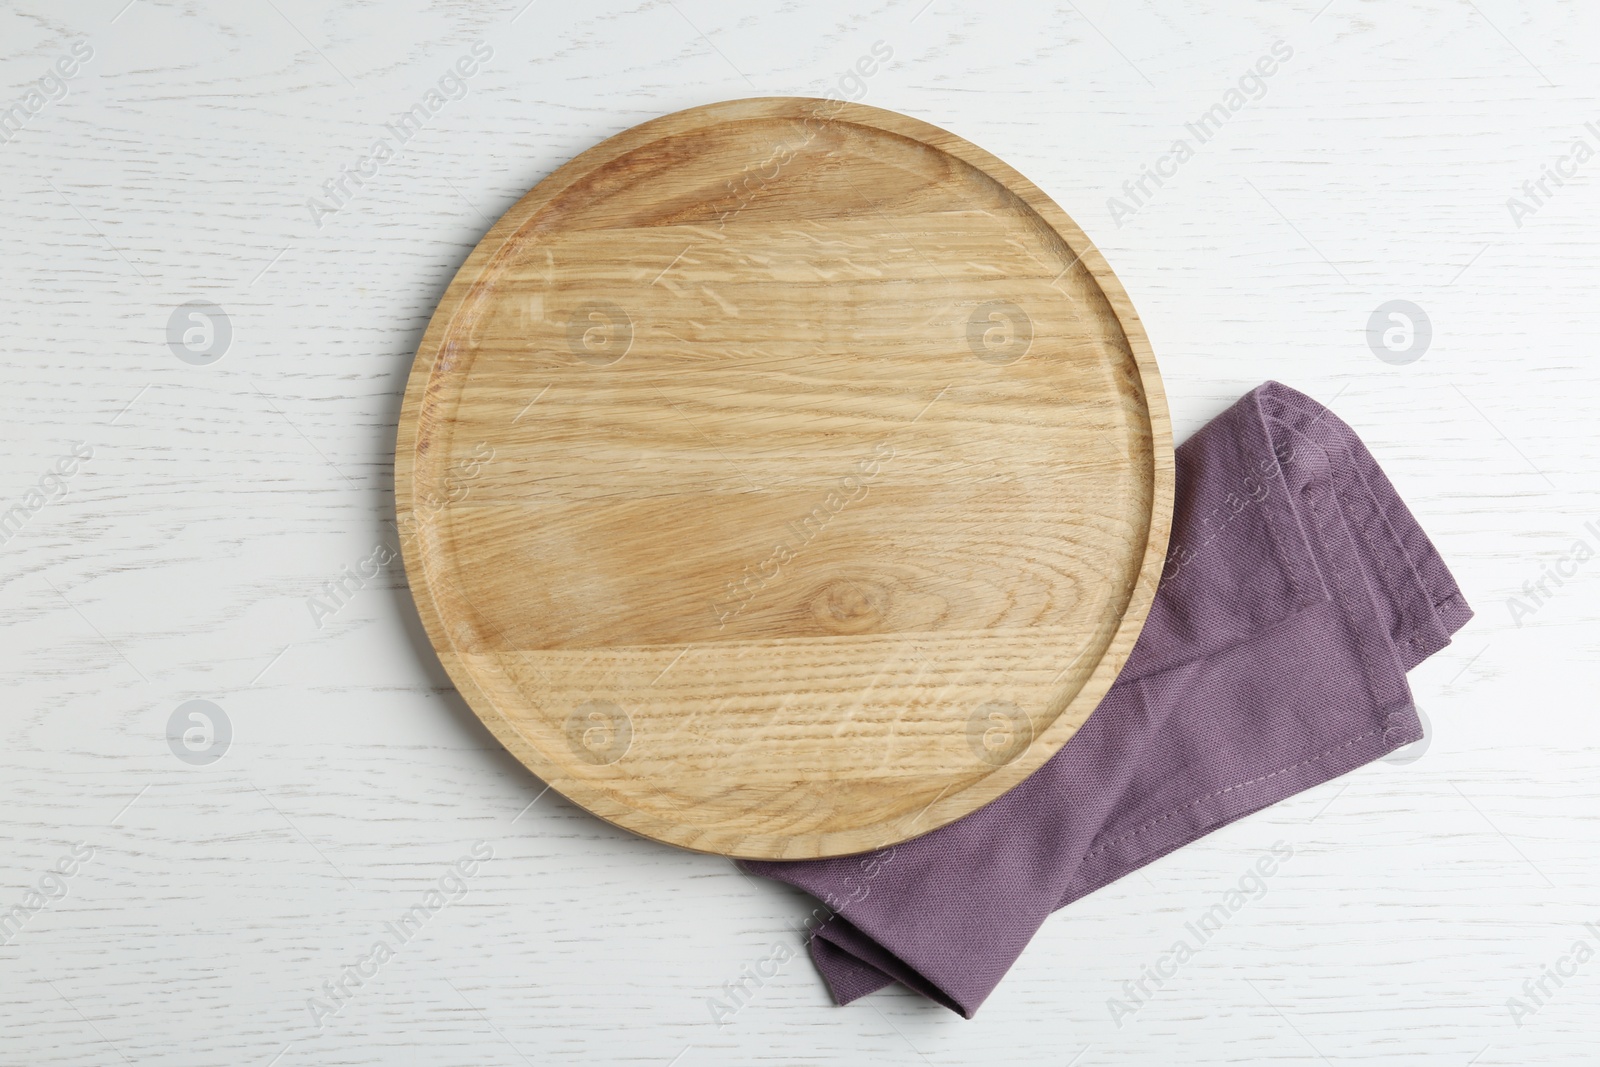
[{"left": 743, "top": 380, "right": 1473, "bottom": 1017}]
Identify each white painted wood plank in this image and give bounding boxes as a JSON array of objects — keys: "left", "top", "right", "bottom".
[{"left": 3, "top": 0, "right": 1599, "bottom": 1063}]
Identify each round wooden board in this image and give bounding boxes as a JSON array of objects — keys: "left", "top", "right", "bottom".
[{"left": 396, "top": 97, "right": 1173, "bottom": 860}]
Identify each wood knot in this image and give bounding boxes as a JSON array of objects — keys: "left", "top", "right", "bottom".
[{"left": 809, "top": 578, "right": 889, "bottom": 634}]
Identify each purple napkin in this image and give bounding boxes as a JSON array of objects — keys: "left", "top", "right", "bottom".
[{"left": 743, "top": 380, "right": 1473, "bottom": 1017}]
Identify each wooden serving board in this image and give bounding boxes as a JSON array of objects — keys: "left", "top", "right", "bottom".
[{"left": 395, "top": 97, "right": 1172, "bottom": 860}]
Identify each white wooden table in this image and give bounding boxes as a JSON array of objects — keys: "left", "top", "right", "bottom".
[{"left": 3, "top": 0, "right": 1597, "bottom": 1063}]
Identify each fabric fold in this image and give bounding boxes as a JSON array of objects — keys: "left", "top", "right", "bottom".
[{"left": 742, "top": 380, "right": 1473, "bottom": 1018}]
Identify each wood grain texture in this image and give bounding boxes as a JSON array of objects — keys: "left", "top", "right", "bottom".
[
  {"left": 396, "top": 97, "right": 1172, "bottom": 858},
  {"left": 4, "top": 0, "right": 1600, "bottom": 1063}
]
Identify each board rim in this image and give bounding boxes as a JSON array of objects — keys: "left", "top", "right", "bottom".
[{"left": 395, "top": 96, "right": 1174, "bottom": 859}]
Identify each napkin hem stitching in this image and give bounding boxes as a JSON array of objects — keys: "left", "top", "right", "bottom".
[{"left": 1079, "top": 725, "right": 1383, "bottom": 860}]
